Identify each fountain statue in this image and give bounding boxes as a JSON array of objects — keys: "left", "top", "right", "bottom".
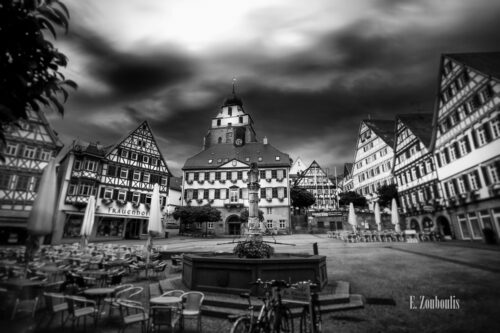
[{"left": 246, "top": 162, "right": 263, "bottom": 240}]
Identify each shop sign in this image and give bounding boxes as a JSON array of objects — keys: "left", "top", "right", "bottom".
[
  {"left": 423, "top": 205, "right": 434, "bottom": 212},
  {"left": 97, "top": 200, "right": 150, "bottom": 217}
]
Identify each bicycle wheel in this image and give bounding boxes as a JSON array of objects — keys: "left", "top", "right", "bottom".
[
  {"left": 270, "top": 307, "right": 293, "bottom": 333},
  {"left": 230, "top": 317, "right": 252, "bottom": 333}
]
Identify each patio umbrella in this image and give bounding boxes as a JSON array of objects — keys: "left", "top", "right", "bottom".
[
  {"left": 348, "top": 202, "right": 357, "bottom": 232},
  {"left": 25, "top": 158, "right": 57, "bottom": 276},
  {"left": 374, "top": 202, "right": 382, "bottom": 231},
  {"left": 80, "top": 195, "right": 96, "bottom": 250},
  {"left": 146, "top": 183, "right": 163, "bottom": 278},
  {"left": 391, "top": 198, "right": 401, "bottom": 232}
]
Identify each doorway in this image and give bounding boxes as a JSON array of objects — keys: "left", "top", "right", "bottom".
[
  {"left": 227, "top": 215, "right": 241, "bottom": 235},
  {"left": 437, "top": 216, "right": 452, "bottom": 236},
  {"left": 410, "top": 219, "right": 420, "bottom": 231},
  {"left": 125, "top": 219, "right": 142, "bottom": 239}
]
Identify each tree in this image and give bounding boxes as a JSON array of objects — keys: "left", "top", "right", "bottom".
[
  {"left": 172, "top": 205, "right": 221, "bottom": 224},
  {"left": 338, "top": 191, "right": 367, "bottom": 207},
  {"left": 239, "top": 208, "right": 264, "bottom": 223},
  {"left": 290, "top": 187, "right": 316, "bottom": 211},
  {"left": 1, "top": 0, "right": 76, "bottom": 159},
  {"left": 377, "top": 184, "right": 398, "bottom": 208}
]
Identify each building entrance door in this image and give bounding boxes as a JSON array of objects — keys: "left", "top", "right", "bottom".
[
  {"left": 125, "top": 219, "right": 142, "bottom": 239},
  {"left": 227, "top": 215, "right": 241, "bottom": 235}
]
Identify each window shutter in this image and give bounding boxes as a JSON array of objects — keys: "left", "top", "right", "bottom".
[
  {"left": 416, "top": 167, "right": 421, "bottom": 178},
  {"left": 435, "top": 153, "right": 442, "bottom": 167},
  {"left": 444, "top": 148, "right": 450, "bottom": 164},
  {"left": 260, "top": 188, "right": 265, "bottom": 198},
  {"left": 226, "top": 189, "right": 229, "bottom": 198},
  {"left": 112, "top": 189, "right": 119, "bottom": 200},
  {"left": 474, "top": 170, "right": 482, "bottom": 188},
  {"left": 481, "top": 166, "right": 491, "bottom": 186},
  {"left": 128, "top": 170, "right": 134, "bottom": 180},
  {"left": 454, "top": 142, "right": 461, "bottom": 158},
  {"left": 140, "top": 193, "right": 146, "bottom": 203},
  {"left": 126, "top": 191, "right": 133, "bottom": 201},
  {"left": 470, "top": 129, "right": 478, "bottom": 148},
  {"left": 452, "top": 179, "right": 459, "bottom": 194},
  {"left": 464, "top": 135, "right": 471, "bottom": 153},
  {"left": 239, "top": 188, "right": 242, "bottom": 198},
  {"left": 99, "top": 187, "right": 105, "bottom": 198},
  {"left": 462, "top": 175, "right": 470, "bottom": 191},
  {"left": 483, "top": 123, "right": 492, "bottom": 142},
  {"left": 443, "top": 182, "right": 450, "bottom": 198},
  {"left": 284, "top": 187, "right": 288, "bottom": 198}
]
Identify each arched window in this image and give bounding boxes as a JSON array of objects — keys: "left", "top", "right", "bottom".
[
  {"left": 228, "top": 107, "right": 232, "bottom": 116},
  {"left": 217, "top": 137, "right": 222, "bottom": 144},
  {"left": 217, "top": 119, "right": 221, "bottom": 126}
]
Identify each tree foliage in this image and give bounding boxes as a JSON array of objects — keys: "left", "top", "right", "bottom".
[
  {"left": 239, "top": 208, "right": 264, "bottom": 223},
  {"left": 290, "top": 187, "right": 316, "bottom": 209},
  {"left": 172, "top": 205, "right": 221, "bottom": 224},
  {"left": 0, "top": 0, "right": 76, "bottom": 158},
  {"left": 338, "top": 191, "right": 367, "bottom": 207},
  {"left": 377, "top": 184, "right": 398, "bottom": 208}
]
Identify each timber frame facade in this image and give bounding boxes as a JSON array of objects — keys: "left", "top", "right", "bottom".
[
  {"left": 52, "top": 121, "right": 171, "bottom": 243},
  {"left": 0, "top": 110, "right": 62, "bottom": 244}
]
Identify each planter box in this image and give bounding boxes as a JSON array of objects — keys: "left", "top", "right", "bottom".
[{"left": 182, "top": 252, "right": 327, "bottom": 295}]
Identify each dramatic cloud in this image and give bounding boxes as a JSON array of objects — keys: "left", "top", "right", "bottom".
[{"left": 47, "top": 0, "right": 500, "bottom": 176}]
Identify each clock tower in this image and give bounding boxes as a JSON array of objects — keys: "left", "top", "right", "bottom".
[{"left": 203, "top": 87, "right": 257, "bottom": 149}]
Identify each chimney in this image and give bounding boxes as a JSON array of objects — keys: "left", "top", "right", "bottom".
[{"left": 263, "top": 136, "right": 268, "bottom": 145}]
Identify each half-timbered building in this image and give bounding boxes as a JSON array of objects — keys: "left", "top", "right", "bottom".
[
  {"left": 393, "top": 113, "right": 452, "bottom": 237},
  {"left": 53, "top": 121, "right": 171, "bottom": 243},
  {"left": 294, "top": 161, "right": 338, "bottom": 211},
  {"left": 430, "top": 52, "right": 500, "bottom": 241},
  {"left": 0, "top": 110, "right": 62, "bottom": 244},
  {"left": 351, "top": 119, "right": 395, "bottom": 206},
  {"left": 182, "top": 90, "right": 291, "bottom": 235}
]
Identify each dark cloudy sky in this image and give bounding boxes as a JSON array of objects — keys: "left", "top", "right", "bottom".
[{"left": 47, "top": 0, "right": 500, "bottom": 176}]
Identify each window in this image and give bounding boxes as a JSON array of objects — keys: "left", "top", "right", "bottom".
[
  {"left": 118, "top": 190, "right": 127, "bottom": 201},
  {"left": 160, "top": 176, "right": 167, "bottom": 186},
  {"left": 146, "top": 195, "right": 152, "bottom": 204},
  {"left": 23, "top": 146, "right": 36, "bottom": 159},
  {"left": 68, "top": 184, "right": 76, "bottom": 195},
  {"left": 215, "top": 172, "right": 221, "bottom": 181},
  {"left": 131, "top": 152, "right": 138, "bottom": 160},
  {"left": 40, "top": 150, "right": 51, "bottom": 161},
  {"left": 468, "top": 212, "right": 482, "bottom": 238},
  {"left": 278, "top": 187, "right": 285, "bottom": 199},
  {"left": 469, "top": 172, "right": 480, "bottom": 190},
  {"left": 458, "top": 138, "right": 469, "bottom": 156},
  {"left": 279, "top": 220, "right": 286, "bottom": 229},
  {"left": 491, "top": 118, "right": 500, "bottom": 139},
  {"left": 104, "top": 188, "right": 113, "bottom": 199},
  {"left": 277, "top": 169, "right": 284, "bottom": 179},
  {"left": 133, "top": 171, "right": 141, "bottom": 181},
  {"left": 74, "top": 160, "right": 82, "bottom": 170},
  {"left": 143, "top": 155, "right": 150, "bottom": 164},
  {"left": 479, "top": 210, "right": 494, "bottom": 231},
  {"left": 209, "top": 189, "right": 215, "bottom": 200},
  {"left": 447, "top": 181, "right": 456, "bottom": 197},
  {"left": 79, "top": 184, "right": 92, "bottom": 196},
  {"left": 266, "top": 207, "right": 272, "bottom": 214},
  {"left": 152, "top": 158, "right": 158, "bottom": 166},
  {"left": 6, "top": 144, "right": 18, "bottom": 156},
  {"left": 231, "top": 171, "right": 237, "bottom": 181},
  {"left": 239, "top": 116, "right": 243, "bottom": 123},
  {"left": 120, "top": 168, "right": 129, "bottom": 179},
  {"left": 85, "top": 160, "right": 96, "bottom": 171},
  {"left": 272, "top": 188, "right": 278, "bottom": 198},
  {"left": 449, "top": 145, "right": 457, "bottom": 161},
  {"left": 267, "top": 220, "right": 273, "bottom": 229},
  {"left": 143, "top": 173, "right": 150, "bottom": 183},
  {"left": 217, "top": 119, "right": 221, "bottom": 126},
  {"left": 186, "top": 190, "right": 193, "bottom": 200},
  {"left": 476, "top": 126, "right": 487, "bottom": 146},
  {"left": 488, "top": 164, "right": 499, "bottom": 184},
  {"left": 458, "top": 214, "right": 470, "bottom": 239},
  {"left": 228, "top": 107, "right": 232, "bottom": 116},
  {"left": 132, "top": 192, "right": 140, "bottom": 203},
  {"left": 16, "top": 175, "right": 30, "bottom": 191},
  {"left": 121, "top": 150, "right": 128, "bottom": 158},
  {"left": 207, "top": 222, "right": 214, "bottom": 230},
  {"left": 457, "top": 177, "right": 466, "bottom": 194},
  {"left": 215, "top": 189, "right": 220, "bottom": 199},
  {"left": 229, "top": 189, "right": 239, "bottom": 202}
]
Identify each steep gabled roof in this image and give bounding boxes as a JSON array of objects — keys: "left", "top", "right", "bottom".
[
  {"left": 343, "top": 163, "right": 353, "bottom": 177},
  {"left": 169, "top": 176, "right": 183, "bottom": 191},
  {"left": 363, "top": 119, "right": 395, "bottom": 147},
  {"left": 447, "top": 52, "right": 500, "bottom": 80},
  {"left": 397, "top": 113, "right": 434, "bottom": 149},
  {"left": 183, "top": 142, "right": 290, "bottom": 170}
]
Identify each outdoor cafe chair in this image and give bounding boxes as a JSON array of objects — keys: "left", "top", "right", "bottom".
[
  {"left": 43, "top": 292, "right": 68, "bottom": 328},
  {"left": 153, "top": 262, "right": 168, "bottom": 279},
  {"left": 116, "top": 299, "right": 149, "bottom": 333},
  {"left": 66, "top": 295, "right": 98, "bottom": 331},
  {"left": 149, "top": 305, "right": 180, "bottom": 333},
  {"left": 180, "top": 291, "right": 204, "bottom": 332},
  {"left": 11, "top": 284, "right": 43, "bottom": 320}
]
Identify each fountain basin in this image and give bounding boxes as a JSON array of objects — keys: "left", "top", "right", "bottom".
[{"left": 182, "top": 252, "right": 328, "bottom": 295}]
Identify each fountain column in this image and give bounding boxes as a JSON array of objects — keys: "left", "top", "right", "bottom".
[{"left": 247, "top": 162, "right": 262, "bottom": 240}]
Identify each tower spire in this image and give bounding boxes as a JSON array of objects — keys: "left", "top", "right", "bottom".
[{"left": 232, "top": 77, "right": 237, "bottom": 95}]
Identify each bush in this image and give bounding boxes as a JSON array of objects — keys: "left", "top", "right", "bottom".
[{"left": 233, "top": 240, "right": 274, "bottom": 258}]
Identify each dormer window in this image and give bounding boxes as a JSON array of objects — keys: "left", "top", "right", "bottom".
[
  {"left": 217, "top": 119, "right": 221, "bottom": 126},
  {"left": 228, "top": 107, "right": 233, "bottom": 116},
  {"left": 275, "top": 156, "right": 280, "bottom": 161},
  {"left": 239, "top": 116, "right": 243, "bottom": 123},
  {"left": 245, "top": 157, "right": 250, "bottom": 162},
  {"left": 258, "top": 157, "right": 263, "bottom": 162},
  {"left": 208, "top": 159, "right": 213, "bottom": 164}
]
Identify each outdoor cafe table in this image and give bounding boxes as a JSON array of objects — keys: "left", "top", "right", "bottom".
[
  {"left": 83, "top": 287, "right": 115, "bottom": 318},
  {"left": 0, "top": 278, "right": 45, "bottom": 290},
  {"left": 150, "top": 296, "right": 182, "bottom": 306}
]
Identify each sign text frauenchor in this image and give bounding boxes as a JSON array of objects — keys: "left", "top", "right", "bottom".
[{"left": 106, "top": 207, "right": 150, "bottom": 217}]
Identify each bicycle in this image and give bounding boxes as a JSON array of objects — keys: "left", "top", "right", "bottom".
[
  {"left": 296, "top": 282, "right": 322, "bottom": 333},
  {"left": 229, "top": 279, "right": 294, "bottom": 333}
]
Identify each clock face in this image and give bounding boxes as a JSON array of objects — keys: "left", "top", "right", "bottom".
[{"left": 235, "top": 138, "right": 243, "bottom": 146}]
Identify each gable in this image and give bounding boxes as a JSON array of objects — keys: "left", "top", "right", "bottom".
[{"left": 219, "top": 159, "right": 250, "bottom": 169}]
